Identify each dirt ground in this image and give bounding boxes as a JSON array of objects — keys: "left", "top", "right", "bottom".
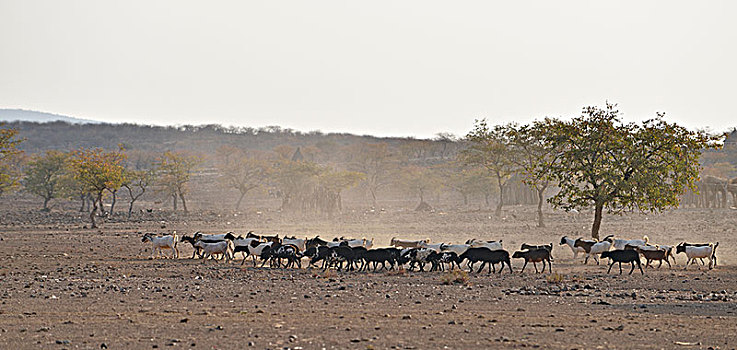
[{"left": 1, "top": 205, "right": 736, "bottom": 349}]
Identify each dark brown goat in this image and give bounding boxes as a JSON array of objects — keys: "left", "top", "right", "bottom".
[{"left": 512, "top": 248, "right": 552, "bottom": 273}]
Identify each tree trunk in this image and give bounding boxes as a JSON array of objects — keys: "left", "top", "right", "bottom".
[
  {"left": 591, "top": 201, "right": 604, "bottom": 240},
  {"left": 495, "top": 183, "right": 504, "bottom": 217},
  {"left": 90, "top": 192, "right": 101, "bottom": 228},
  {"left": 109, "top": 190, "right": 117, "bottom": 217},
  {"left": 128, "top": 200, "right": 135, "bottom": 219},
  {"left": 79, "top": 194, "right": 86, "bottom": 212},
  {"left": 179, "top": 192, "right": 188, "bottom": 213},
  {"left": 235, "top": 191, "right": 246, "bottom": 210},
  {"left": 172, "top": 194, "right": 178, "bottom": 211},
  {"left": 43, "top": 197, "right": 50, "bottom": 211},
  {"left": 462, "top": 193, "right": 468, "bottom": 205},
  {"left": 484, "top": 193, "right": 490, "bottom": 206},
  {"left": 370, "top": 188, "right": 378, "bottom": 208},
  {"left": 419, "top": 188, "right": 425, "bottom": 203},
  {"left": 536, "top": 187, "right": 545, "bottom": 228}
]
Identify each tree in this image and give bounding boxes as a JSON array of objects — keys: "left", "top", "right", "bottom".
[
  {"left": 547, "top": 103, "right": 719, "bottom": 239},
  {"left": 399, "top": 165, "right": 442, "bottom": 210},
  {"left": 23, "top": 150, "right": 73, "bottom": 210},
  {"left": 349, "top": 143, "right": 398, "bottom": 208},
  {"left": 0, "top": 124, "right": 24, "bottom": 195},
  {"left": 122, "top": 168, "right": 156, "bottom": 218},
  {"left": 314, "top": 169, "right": 365, "bottom": 217},
  {"left": 156, "top": 151, "right": 201, "bottom": 213},
  {"left": 462, "top": 120, "right": 519, "bottom": 216},
  {"left": 70, "top": 148, "right": 127, "bottom": 228},
  {"left": 216, "top": 149, "right": 269, "bottom": 210},
  {"left": 269, "top": 159, "right": 323, "bottom": 212},
  {"left": 441, "top": 162, "right": 495, "bottom": 206},
  {"left": 507, "top": 120, "right": 562, "bottom": 227}
]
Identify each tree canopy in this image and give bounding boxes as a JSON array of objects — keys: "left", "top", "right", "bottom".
[{"left": 546, "top": 103, "right": 721, "bottom": 239}]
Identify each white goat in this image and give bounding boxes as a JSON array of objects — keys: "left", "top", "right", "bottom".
[
  {"left": 193, "top": 240, "right": 231, "bottom": 263},
  {"left": 282, "top": 238, "right": 306, "bottom": 251},
  {"left": 676, "top": 243, "right": 717, "bottom": 270},
  {"left": 141, "top": 233, "right": 179, "bottom": 259},
  {"left": 467, "top": 240, "right": 503, "bottom": 251},
  {"left": 612, "top": 236, "right": 649, "bottom": 250},
  {"left": 440, "top": 243, "right": 471, "bottom": 255},
  {"left": 584, "top": 240, "right": 612, "bottom": 265},
  {"left": 418, "top": 242, "right": 444, "bottom": 252}
]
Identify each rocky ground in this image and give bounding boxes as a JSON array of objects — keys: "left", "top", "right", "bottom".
[{"left": 0, "top": 206, "right": 735, "bottom": 349}]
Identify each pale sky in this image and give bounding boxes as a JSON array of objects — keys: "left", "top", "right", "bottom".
[{"left": 1, "top": 1, "right": 735, "bottom": 138}]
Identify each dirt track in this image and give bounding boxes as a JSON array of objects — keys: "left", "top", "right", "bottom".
[{"left": 1, "top": 207, "right": 736, "bottom": 349}]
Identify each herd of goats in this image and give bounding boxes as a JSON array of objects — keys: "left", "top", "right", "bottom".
[{"left": 140, "top": 231, "right": 720, "bottom": 275}]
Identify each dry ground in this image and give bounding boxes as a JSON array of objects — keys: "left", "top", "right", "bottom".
[{"left": 1, "top": 206, "right": 736, "bottom": 349}]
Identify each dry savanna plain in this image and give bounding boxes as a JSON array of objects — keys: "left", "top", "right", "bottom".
[{"left": 1, "top": 202, "right": 736, "bottom": 349}]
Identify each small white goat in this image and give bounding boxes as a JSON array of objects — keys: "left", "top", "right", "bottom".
[
  {"left": 612, "top": 236, "right": 649, "bottom": 250},
  {"left": 141, "top": 233, "right": 179, "bottom": 259},
  {"left": 193, "top": 240, "right": 231, "bottom": 263},
  {"left": 676, "top": 242, "right": 718, "bottom": 270}
]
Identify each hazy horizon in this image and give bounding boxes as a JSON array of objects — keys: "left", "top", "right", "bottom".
[{"left": 2, "top": 1, "right": 736, "bottom": 138}]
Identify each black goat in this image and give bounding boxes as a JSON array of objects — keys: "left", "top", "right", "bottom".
[
  {"left": 427, "top": 251, "right": 461, "bottom": 271},
  {"left": 520, "top": 243, "right": 553, "bottom": 260},
  {"left": 600, "top": 250, "right": 644, "bottom": 275},
  {"left": 362, "top": 248, "right": 401, "bottom": 271},
  {"left": 459, "top": 248, "right": 512, "bottom": 274},
  {"left": 512, "top": 248, "right": 552, "bottom": 273}
]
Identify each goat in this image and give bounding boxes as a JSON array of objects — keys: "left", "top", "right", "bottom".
[
  {"left": 458, "top": 248, "right": 512, "bottom": 274},
  {"left": 245, "top": 241, "right": 274, "bottom": 266},
  {"left": 324, "top": 246, "right": 357, "bottom": 271},
  {"left": 282, "top": 237, "right": 306, "bottom": 251},
  {"left": 427, "top": 251, "right": 461, "bottom": 272},
  {"left": 676, "top": 242, "right": 718, "bottom": 270},
  {"left": 193, "top": 240, "right": 230, "bottom": 263},
  {"left": 401, "top": 248, "right": 435, "bottom": 271},
  {"left": 306, "top": 245, "right": 332, "bottom": 269},
  {"left": 680, "top": 242, "right": 718, "bottom": 267},
  {"left": 612, "top": 235, "right": 649, "bottom": 250},
  {"left": 193, "top": 231, "right": 236, "bottom": 242},
  {"left": 142, "top": 233, "right": 179, "bottom": 259},
  {"left": 512, "top": 248, "right": 552, "bottom": 273},
  {"left": 232, "top": 237, "right": 260, "bottom": 261},
  {"left": 418, "top": 242, "right": 444, "bottom": 252},
  {"left": 575, "top": 235, "right": 612, "bottom": 264},
  {"left": 559, "top": 236, "right": 586, "bottom": 259},
  {"left": 261, "top": 244, "right": 302, "bottom": 268},
  {"left": 466, "top": 239, "right": 503, "bottom": 250},
  {"left": 361, "top": 248, "right": 399, "bottom": 271},
  {"left": 439, "top": 243, "right": 471, "bottom": 256},
  {"left": 520, "top": 243, "right": 553, "bottom": 261},
  {"left": 305, "top": 236, "right": 328, "bottom": 250},
  {"left": 632, "top": 246, "right": 671, "bottom": 268},
  {"left": 600, "top": 250, "right": 643, "bottom": 275},
  {"left": 179, "top": 235, "right": 204, "bottom": 259},
  {"left": 390, "top": 238, "right": 430, "bottom": 248}
]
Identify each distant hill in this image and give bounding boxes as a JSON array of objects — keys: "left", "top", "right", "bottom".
[{"left": 0, "top": 109, "right": 101, "bottom": 124}]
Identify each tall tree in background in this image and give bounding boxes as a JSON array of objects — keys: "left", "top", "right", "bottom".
[
  {"left": 0, "top": 124, "right": 24, "bottom": 196},
  {"left": 441, "top": 162, "right": 495, "bottom": 206},
  {"left": 157, "top": 151, "right": 201, "bottom": 213},
  {"left": 507, "top": 120, "right": 561, "bottom": 227},
  {"left": 462, "top": 120, "right": 519, "bottom": 216},
  {"left": 350, "top": 143, "right": 397, "bottom": 208},
  {"left": 23, "top": 150, "right": 73, "bottom": 211},
  {"left": 216, "top": 149, "right": 269, "bottom": 210},
  {"left": 547, "top": 103, "right": 720, "bottom": 239},
  {"left": 70, "top": 147, "right": 126, "bottom": 228}
]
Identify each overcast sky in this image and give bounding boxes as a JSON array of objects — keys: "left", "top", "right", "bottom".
[{"left": 1, "top": 1, "right": 735, "bottom": 138}]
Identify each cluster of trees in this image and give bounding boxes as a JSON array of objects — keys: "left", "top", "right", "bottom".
[
  {"left": 0, "top": 103, "right": 727, "bottom": 237},
  {"left": 22, "top": 146, "right": 201, "bottom": 228}
]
